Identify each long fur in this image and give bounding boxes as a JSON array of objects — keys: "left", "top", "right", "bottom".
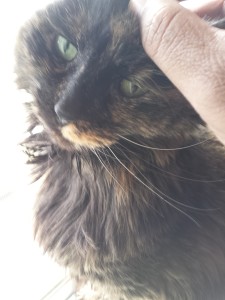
[{"left": 15, "top": 0, "right": 225, "bottom": 299}]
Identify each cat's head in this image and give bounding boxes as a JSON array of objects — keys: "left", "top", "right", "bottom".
[{"left": 15, "top": 0, "right": 202, "bottom": 152}]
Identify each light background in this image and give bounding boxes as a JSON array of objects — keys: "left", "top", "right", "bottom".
[{"left": 0, "top": 1, "right": 73, "bottom": 299}]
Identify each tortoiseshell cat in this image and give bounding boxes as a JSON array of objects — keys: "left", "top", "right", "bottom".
[{"left": 15, "top": 0, "right": 225, "bottom": 299}]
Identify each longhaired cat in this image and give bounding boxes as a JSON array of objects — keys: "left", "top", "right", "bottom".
[{"left": 15, "top": 0, "right": 225, "bottom": 299}]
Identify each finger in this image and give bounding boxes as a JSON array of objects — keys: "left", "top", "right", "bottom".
[
  {"left": 180, "top": 0, "right": 225, "bottom": 18},
  {"left": 130, "top": 0, "right": 225, "bottom": 18},
  {"left": 130, "top": 0, "right": 225, "bottom": 143},
  {"left": 133, "top": 0, "right": 221, "bottom": 96}
]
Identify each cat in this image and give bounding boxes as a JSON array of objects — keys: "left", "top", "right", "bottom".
[{"left": 15, "top": 0, "right": 225, "bottom": 299}]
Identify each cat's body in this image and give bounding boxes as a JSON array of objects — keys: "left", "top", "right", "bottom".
[{"left": 15, "top": 0, "right": 225, "bottom": 299}]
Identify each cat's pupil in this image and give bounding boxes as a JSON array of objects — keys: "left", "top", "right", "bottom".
[
  {"left": 131, "top": 84, "right": 138, "bottom": 93},
  {"left": 64, "top": 41, "right": 69, "bottom": 52}
]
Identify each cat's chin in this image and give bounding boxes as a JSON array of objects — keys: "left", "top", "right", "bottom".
[{"left": 61, "top": 123, "right": 116, "bottom": 149}]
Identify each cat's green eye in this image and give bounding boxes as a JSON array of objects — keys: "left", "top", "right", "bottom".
[
  {"left": 120, "top": 79, "right": 146, "bottom": 98},
  {"left": 56, "top": 35, "right": 77, "bottom": 61}
]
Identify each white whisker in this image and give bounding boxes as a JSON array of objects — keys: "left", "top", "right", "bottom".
[
  {"left": 118, "top": 134, "right": 212, "bottom": 151},
  {"left": 107, "top": 146, "right": 200, "bottom": 227},
  {"left": 118, "top": 142, "right": 225, "bottom": 183},
  {"left": 115, "top": 144, "right": 216, "bottom": 212},
  {"left": 95, "top": 148, "right": 116, "bottom": 160},
  {"left": 94, "top": 149, "right": 162, "bottom": 217},
  {"left": 92, "top": 149, "right": 127, "bottom": 194}
]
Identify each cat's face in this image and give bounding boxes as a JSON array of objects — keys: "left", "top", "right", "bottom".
[{"left": 16, "top": 0, "right": 201, "bottom": 151}]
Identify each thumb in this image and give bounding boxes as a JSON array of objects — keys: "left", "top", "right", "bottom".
[
  {"left": 131, "top": 0, "right": 225, "bottom": 143},
  {"left": 130, "top": 0, "right": 219, "bottom": 96}
]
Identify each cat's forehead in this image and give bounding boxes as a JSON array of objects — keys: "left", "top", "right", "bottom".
[
  {"left": 45, "top": 0, "right": 133, "bottom": 41},
  {"left": 49, "top": 0, "right": 129, "bottom": 18}
]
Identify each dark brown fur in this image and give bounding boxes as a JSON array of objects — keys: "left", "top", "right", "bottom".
[{"left": 15, "top": 0, "right": 225, "bottom": 299}]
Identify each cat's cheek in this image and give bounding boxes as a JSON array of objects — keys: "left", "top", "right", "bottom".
[
  {"left": 60, "top": 123, "right": 116, "bottom": 148},
  {"left": 110, "top": 104, "right": 155, "bottom": 138}
]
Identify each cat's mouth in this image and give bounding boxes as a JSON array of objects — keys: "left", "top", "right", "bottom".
[{"left": 61, "top": 123, "right": 115, "bottom": 148}]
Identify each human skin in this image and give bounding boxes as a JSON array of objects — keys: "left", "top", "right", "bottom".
[{"left": 130, "top": 0, "right": 225, "bottom": 144}]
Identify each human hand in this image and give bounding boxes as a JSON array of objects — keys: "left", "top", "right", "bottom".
[{"left": 130, "top": 0, "right": 225, "bottom": 144}]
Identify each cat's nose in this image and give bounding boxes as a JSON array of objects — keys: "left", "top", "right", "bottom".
[{"left": 54, "top": 103, "right": 74, "bottom": 125}]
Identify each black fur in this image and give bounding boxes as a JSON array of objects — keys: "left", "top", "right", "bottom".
[{"left": 15, "top": 0, "right": 225, "bottom": 299}]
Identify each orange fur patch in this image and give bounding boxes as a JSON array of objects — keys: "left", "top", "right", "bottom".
[{"left": 61, "top": 123, "right": 114, "bottom": 148}]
